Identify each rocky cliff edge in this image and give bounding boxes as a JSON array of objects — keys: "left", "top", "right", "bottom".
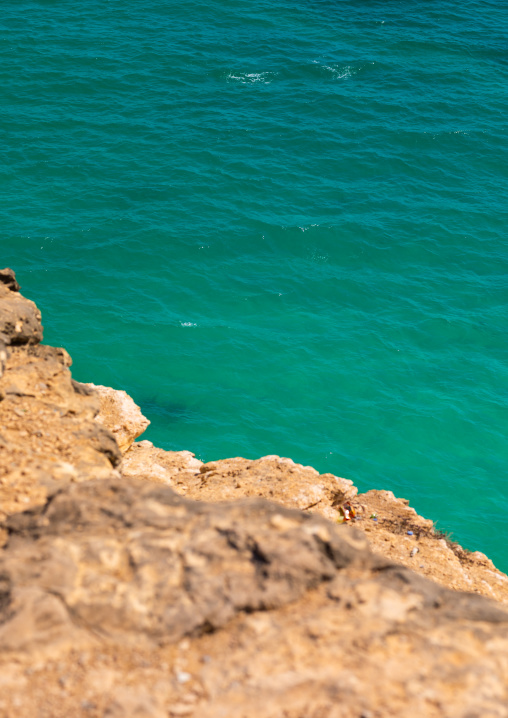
[{"left": 0, "top": 269, "right": 507, "bottom": 718}]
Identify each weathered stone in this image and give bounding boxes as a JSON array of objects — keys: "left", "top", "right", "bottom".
[
  {"left": 0, "top": 282, "right": 43, "bottom": 346},
  {"left": 103, "top": 688, "right": 166, "bottom": 718},
  {"left": 85, "top": 383, "right": 150, "bottom": 453},
  {"left": 0, "top": 343, "right": 121, "bottom": 519},
  {"left": 0, "top": 478, "right": 508, "bottom": 717},
  {"left": 0, "top": 478, "right": 376, "bottom": 652},
  {"left": 122, "top": 441, "right": 202, "bottom": 485},
  {"left": 0, "top": 338, "right": 8, "bottom": 379},
  {"left": 138, "top": 453, "right": 356, "bottom": 518},
  {"left": 0, "top": 268, "right": 21, "bottom": 292},
  {"left": 1, "top": 269, "right": 508, "bottom": 718}
]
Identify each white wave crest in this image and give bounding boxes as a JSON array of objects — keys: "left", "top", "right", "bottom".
[
  {"left": 227, "top": 71, "right": 277, "bottom": 84},
  {"left": 326, "top": 65, "right": 353, "bottom": 79}
]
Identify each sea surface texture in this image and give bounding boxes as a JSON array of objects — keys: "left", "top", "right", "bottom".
[{"left": 2, "top": 1, "right": 507, "bottom": 569}]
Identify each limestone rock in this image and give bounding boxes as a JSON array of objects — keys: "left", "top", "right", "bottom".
[
  {"left": 1, "top": 479, "right": 508, "bottom": 717},
  {"left": 0, "top": 271, "right": 43, "bottom": 346},
  {"left": 2, "top": 269, "right": 508, "bottom": 717},
  {"left": 121, "top": 448, "right": 508, "bottom": 606},
  {"left": 157, "top": 453, "right": 356, "bottom": 517},
  {"left": 0, "top": 344, "right": 122, "bottom": 521},
  {"left": 104, "top": 688, "right": 166, "bottom": 718},
  {"left": 351, "top": 488, "right": 508, "bottom": 604},
  {"left": 122, "top": 440, "right": 202, "bottom": 485},
  {"left": 0, "top": 268, "right": 21, "bottom": 292},
  {"left": 85, "top": 383, "right": 150, "bottom": 452},
  {"left": 0, "top": 477, "right": 375, "bottom": 653},
  {"left": 159, "top": 455, "right": 508, "bottom": 607},
  {"left": 0, "top": 337, "right": 8, "bottom": 379}
]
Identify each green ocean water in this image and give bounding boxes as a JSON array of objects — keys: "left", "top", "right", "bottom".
[{"left": 2, "top": 1, "right": 508, "bottom": 569}]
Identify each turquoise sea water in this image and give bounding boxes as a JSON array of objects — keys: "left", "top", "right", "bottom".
[{"left": 2, "top": 1, "right": 508, "bottom": 569}]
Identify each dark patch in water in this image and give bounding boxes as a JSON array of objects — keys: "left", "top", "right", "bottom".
[{"left": 138, "top": 396, "right": 196, "bottom": 424}]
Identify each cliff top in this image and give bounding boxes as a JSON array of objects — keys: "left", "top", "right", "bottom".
[{"left": 0, "top": 269, "right": 507, "bottom": 718}]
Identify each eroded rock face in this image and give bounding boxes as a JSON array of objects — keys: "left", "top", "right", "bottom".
[
  {"left": 0, "top": 344, "right": 122, "bottom": 519},
  {"left": 0, "top": 272, "right": 43, "bottom": 348},
  {"left": 84, "top": 383, "right": 150, "bottom": 452},
  {"left": 0, "top": 478, "right": 377, "bottom": 654},
  {"left": 122, "top": 449, "right": 355, "bottom": 519},
  {"left": 0, "top": 274, "right": 122, "bottom": 520},
  {"left": 123, "top": 447, "right": 508, "bottom": 605},
  {"left": 2, "top": 269, "right": 508, "bottom": 717},
  {"left": 122, "top": 440, "right": 203, "bottom": 485},
  {"left": 190, "top": 456, "right": 357, "bottom": 518},
  {"left": 1, "top": 477, "right": 508, "bottom": 646},
  {"left": 1, "top": 478, "right": 508, "bottom": 717},
  {"left": 0, "top": 268, "right": 21, "bottom": 292}
]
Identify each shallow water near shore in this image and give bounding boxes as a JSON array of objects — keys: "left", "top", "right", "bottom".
[{"left": 2, "top": 1, "right": 508, "bottom": 570}]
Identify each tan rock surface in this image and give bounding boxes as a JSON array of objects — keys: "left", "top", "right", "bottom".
[
  {"left": 122, "top": 440, "right": 202, "bottom": 485},
  {"left": 0, "top": 477, "right": 378, "bottom": 655},
  {"left": 0, "top": 276, "right": 122, "bottom": 522},
  {"left": 1, "top": 478, "right": 508, "bottom": 717},
  {"left": 188, "top": 456, "right": 357, "bottom": 518},
  {"left": 351, "top": 488, "right": 508, "bottom": 605},
  {"left": 126, "top": 445, "right": 508, "bottom": 606},
  {"left": 2, "top": 269, "right": 508, "bottom": 717},
  {"left": 0, "top": 269, "right": 43, "bottom": 347},
  {"left": 84, "top": 382, "right": 150, "bottom": 452}
]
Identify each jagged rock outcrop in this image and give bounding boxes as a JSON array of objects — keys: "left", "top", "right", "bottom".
[
  {"left": 1, "top": 269, "right": 508, "bottom": 718},
  {"left": 84, "top": 382, "right": 150, "bottom": 453},
  {"left": 1, "top": 478, "right": 508, "bottom": 717},
  {"left": 84, "top": 355, "right": 508, "bottom": 601},
  {"left": 0, "top": 273, "right": 122, "bottom": 522},
  {"left": 0, "top": 269, "right": 43, "bottom": 348},
  {"left": 120, "top": 443, "right": 508, "bottom": 604},
  {"left": 122, "top": 439, "right": 203, "bottom": 485},
  {"left": 0, "top": 477, "right": 377, "bottom": 654},
  {"left": 1, "top": 477, "right": 508, "bottom": 717},
  {"left": 122, "top": 445, "right": 357, "bottom": 519}
]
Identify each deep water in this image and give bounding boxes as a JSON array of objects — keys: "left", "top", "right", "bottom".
[{"left": 2, "top": 1, "right": 508, "bottom": 569}]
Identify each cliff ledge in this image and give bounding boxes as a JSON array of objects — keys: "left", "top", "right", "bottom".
[{"left": 0, "top": 269, "right": 507, "bottom": 718}]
